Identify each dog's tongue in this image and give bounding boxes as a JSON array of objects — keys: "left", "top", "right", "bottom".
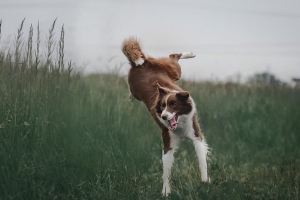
[{"left": 169, "top": 114, "right": 178, "bottom": 130}]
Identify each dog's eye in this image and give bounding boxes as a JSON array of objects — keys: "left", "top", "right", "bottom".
[{"left": 170, "top": 102, "right": 176, "bottom": 108}]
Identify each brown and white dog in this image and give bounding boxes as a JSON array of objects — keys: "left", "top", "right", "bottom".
[{"left": 122, "top": 37, "right": 209, "bottom": 196}]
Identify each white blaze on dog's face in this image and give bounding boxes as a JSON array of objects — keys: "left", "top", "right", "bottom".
[{"left": 156, "top": 84, "right": 193, "bottom": 130}]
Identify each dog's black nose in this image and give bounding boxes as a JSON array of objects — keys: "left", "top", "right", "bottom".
[{"left": 161, "top": 115, "right": 167, "bottom": 120}]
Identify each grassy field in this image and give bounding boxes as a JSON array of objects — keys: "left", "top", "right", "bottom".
[{"left": 0, "top": 21, "right": 300, "bottom": 199}]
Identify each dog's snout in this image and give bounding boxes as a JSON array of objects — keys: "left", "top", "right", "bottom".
[{"left": 161, "top": 115, "right": 167, "bottom": 120}]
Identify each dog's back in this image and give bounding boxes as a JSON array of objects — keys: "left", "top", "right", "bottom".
[{"left": 122, "top": 37, "right": 183, "bottom": 110}]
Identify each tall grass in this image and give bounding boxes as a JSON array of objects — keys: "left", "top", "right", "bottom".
[
  {"left": 0, "top": 20, "right": 299, "bottom": 199},
  {"left": 0, "top": 20, "right": 75, "bottom": 199}
]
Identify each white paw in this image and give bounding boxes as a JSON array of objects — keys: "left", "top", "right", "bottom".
[
  {"left": 162, "top": 183, "right": 171, "bottom": 197},
  {"left": 180, "top": 52, "right": 196, "bottom": 59},
  {"left": 129, "top": 92, "right": 135, "bottom": 102},
  {"left": 202, "top": 177, "right": 211, "bottom": 183}
]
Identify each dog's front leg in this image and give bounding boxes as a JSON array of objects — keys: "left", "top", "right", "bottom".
[
  {"left": 161, "top": 130, "right": 180, "bottom": 197},
  {"left": 162, "top": 149, "right": 175, "bottom": 197},
  {"left": 193, "top": 139, "right": 210, "bottom": 182}
]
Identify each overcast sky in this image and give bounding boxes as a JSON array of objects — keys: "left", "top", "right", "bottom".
[{"left": 1, "top": 0, "right": 300, "bottom": 83}]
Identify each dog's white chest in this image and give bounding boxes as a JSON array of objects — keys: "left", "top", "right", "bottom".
[
  {"left": 171, "top": 117, "right": 193, "bottom": 139},
  {"left": 157, "top": 113, "right": 194, "bottom": 139}
]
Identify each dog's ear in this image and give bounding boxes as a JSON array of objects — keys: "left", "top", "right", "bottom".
[
  {"left": 169, "top": 53, "right": 182, "bottom": 61},
  {"left": 157, "top": 83, "right": 168, "bottom": 95},
  {"left": 176, "top": 91, "right": 189, "bottom": 101}
]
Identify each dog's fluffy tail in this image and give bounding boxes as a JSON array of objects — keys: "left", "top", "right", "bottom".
[{"left": 122, "top": 37, "right": 145, "bottom": 66}]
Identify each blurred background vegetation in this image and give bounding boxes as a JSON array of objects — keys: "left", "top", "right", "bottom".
[{"left": 0, "top": 20, "right": 299, "bottom": 200}]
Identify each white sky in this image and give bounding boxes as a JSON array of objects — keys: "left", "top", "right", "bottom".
[{"left": 1, "top": 0, "right": 300, "bottom": 83}]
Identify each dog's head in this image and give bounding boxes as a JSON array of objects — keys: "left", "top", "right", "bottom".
[{"left": 156, "top": 83, "right": 193, "bottom": 130}]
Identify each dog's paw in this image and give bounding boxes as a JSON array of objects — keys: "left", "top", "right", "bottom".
[
  {"left": 202, "top": 177, "right": 211, "bottom": 183},
  {"left": 180, "top": 52, "right": 196, "bottom": 59},
  {"left": 129, "top": 92, "right": 135, "bottom": 102},
  {"left": 162, "top": 183, "right": 171, "bottom": 197}
]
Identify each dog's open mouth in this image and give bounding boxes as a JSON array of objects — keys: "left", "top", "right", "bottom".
[{"left": 169, "top": 114, "right": 178, "bottom": 131}]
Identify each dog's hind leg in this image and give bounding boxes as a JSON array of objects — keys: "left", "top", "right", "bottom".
[
  {"left": 168, "top": 52, "right": 196, "bottom": 81},
  {"left": 179, "top": 52, "right": 196, "bottom": 59},
  {"left": 129, "top": 92, "right": 135, "bottom": 102},
  {"left": 161, "top": 130, "right": 180, "bottom": 197}
]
